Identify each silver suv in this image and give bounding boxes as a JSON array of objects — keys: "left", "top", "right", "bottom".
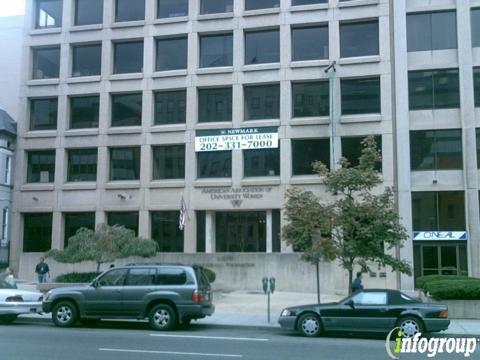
[{"left": 42, "top": 264, "right": 214, "bottom": 330}]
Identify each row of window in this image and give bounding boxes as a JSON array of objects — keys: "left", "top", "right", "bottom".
[
  {"left": 32, "top": 20, "right": 378, "bottom": 80},
  {"left": 25, "top": 136, "right": 380, "bottom": 183},
  {"left": 35, "top": 0, "right": 367, "bottom": 29}
]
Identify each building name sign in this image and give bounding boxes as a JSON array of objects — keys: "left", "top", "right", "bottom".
[
  {"left": 195, "top": 127, "right": 278, "bottom": 152},
  {"left": 413, "top": 231, "right": 468, "bottom": 241},
  {"left": 201, "top": 187, "right": 273, "bottom": 208}
]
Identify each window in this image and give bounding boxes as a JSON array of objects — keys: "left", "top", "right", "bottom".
[
  {"left": 196, "top": 211, "right": 206, "bottom": 252},
  {"left": 35, "top": 0, "right": 62, "bottom": 29},
  {"left": 2, "top": 208, "right": 8, "bottom": 241},
  {"left": 473, "top": 9, "right": 480, "bottom": 48},
  {"left": 158, "top": 0, "right": 188, "bottom": 18},
  {"left": 64, "top": 212, "right": 95, "bottom": 247},
  {"left": 30, "top": 98, "right": 57, "bottom": 131},
  {"left": 292, "top": 0, "right": 327, "bottom": 4},
  {"left": 198, "top": 87, "right": 232, "bottom": 123},
  {"left": 151, "top": 211, "right": 184, "bottom": 252},
  {"left": 111, "top": 93, "right": 142, "bottom": 127},
  {"left": 408, "top": 69, "right": 460, "bottom": 110},
  {"left": 114, "top": 41, "right": 143, "bottom": 74},
  {"left": 201, "top": 0, "right": 233, "bottom": 14},
  {"left": 75, "top": 0, "right": 103, "bottom": 26},
  {"left": 200, "top": 33, "right": 233, "bottom": 68},
  {"left": 292, "top": 25, "right": 328, "bottom": 61},
  {"left": 474, "top": 68, "right": 480, "bottom": 107},
  {"left": 341, "top": 77, "right": 381, "bottom": 115},
  {"left": 72, "top": 43, "right": 101, "bottom": 77},
  {"left": 27, "top": 150, "right": 55, "bottom": 183},
  {"left": 107, "top": 212, "right": 139, "bottom": 235},
  {"left": 245, "top": 29, "right": 280, "bottom": 65},
  {"left": 4, "top": 156, "right": 11, "bottom": 185},
  {"left": 352, "top": 292, "right": 387, "bottom": 305},
  {"left": 152, "top": 145, "right": 185, "bottom": 180},
  {"left": 154, "top": 90, "right": 186, "bottom": 125},
  {"left": 216, "top": 211, "right": 266, "bottom": 252},
  {"left": 197, "top": 151, "right": 232, "bottom": 178},
  {"left": 411, "top": 130, "right": 462, "bottom": 171},
  {"left": 126, "top": 268, "right": 156, "bottom": 286},
  {"left": 245, "top": 0, "right": 279, "bottom": 10},
  {"left": 292, "top": 139, "right": 329, "bottom": 175},
  {"left": 414, "top": 243, "right": 468, "bottom": 280},
  {"left": 292, "top": 82, "right": 329, "bottom": 117},
  {"left": 97, "top": 268, "right": 128, "bottom": 286},
  {"left": 342, "top": 136, "right": 382, "bottom": 171},
  {"left": 407, "top": 11, "right": 457, "bottom": 52},
  {"left": 156, "top": 37, "right": 188, "bottom": 71},
  {"left": 340, "top": 20, "right": 379, "bottom": 58},
  {"left": 67, "top": 148, "right": 98, "bottom": 182},
  {"left": 115, "top": 0, "right": 145, "bottom": 22},
  {"left": 157, "top": 268, "right": 187, "bottom": 285},
  {"left": 109, "top": 147, "right": 141, "bottom": 181},
  {"left": 23, "top": 213, "right": 52, "bottom": 252},
  {"left": 477, "top": 129, "right": 480, "bottom": 168},
  {"left": 70, "top": 95, "right": 99, "bottom": 129},
  {"left": 244, "top": 148, "right": 280, "bottom": 177},
  {"left": 32, "top": 47, "right": 60, "bottom": 79},
  {"left": 244, "top": 84, "right": 280, "bottom": 120},
  {"left": 412, "top": 191, "right": 465, "bottom": 231}
]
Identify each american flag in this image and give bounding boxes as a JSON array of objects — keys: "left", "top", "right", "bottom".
[{"left": 179, "top": 196, "right": 187, "bottom": 231}]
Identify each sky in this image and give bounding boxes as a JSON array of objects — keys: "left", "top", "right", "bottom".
[{"left": 0, "top": 0, "right": 25, "bottom": 17}]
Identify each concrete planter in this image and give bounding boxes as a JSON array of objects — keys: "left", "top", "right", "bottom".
[{"left": 420, "top": 291, "right": 480, "bottom": 319}]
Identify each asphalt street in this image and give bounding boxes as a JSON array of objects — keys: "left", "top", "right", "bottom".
[{"left": 0, "top": 319, "right": 478, "bottom": 360}]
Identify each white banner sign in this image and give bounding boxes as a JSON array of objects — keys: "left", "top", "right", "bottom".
[
  {"left": 195, "top": 127, "right": 278, "bottom": 152},
  {"left": 413, "top": 231, "right": 467, "bottom": 241}
]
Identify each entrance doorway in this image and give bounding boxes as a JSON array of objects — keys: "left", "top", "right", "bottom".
[{"left": 216, "top": 211, "right": 266, "bottom": 252}]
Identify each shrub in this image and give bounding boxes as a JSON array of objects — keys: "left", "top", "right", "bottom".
[
  {"left": 416, "top": 275, "right": 470, "bottom": 290},
  {"left": 55, "top": 272, "right": 100, "bottom": 283},
  {"left": 426, "top": 280, "right": 480, "bottom": 300}
]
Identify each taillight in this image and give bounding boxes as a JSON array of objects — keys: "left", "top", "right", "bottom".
[
  {"left": 439, "top": 310, "right": 448, "bottom": 318},
  {"left": 6, "top": 295, "right": 23, "bottom": 302},
  {"left": 192, "top": 290, "right": 204, "bottom": 303}
]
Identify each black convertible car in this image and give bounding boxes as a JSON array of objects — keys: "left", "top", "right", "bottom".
[{"left": 278, "top": 289, "right": 449, "bottom": 337}]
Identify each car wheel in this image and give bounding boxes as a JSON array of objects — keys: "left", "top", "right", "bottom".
[
  {"left": 52, "top": 301, "right": 79, "bottom": 328},
  {"left": 0, "top": 315, "right": 18, "bottom": 324},
  {"left": 149, "top": 304, "right": 177, "bottom": 331},
  {"left": 396, "top": 316, "right": 424, "bottom": 338},
  {"left": 298, "top": 313, "right": 322, "bottom": 337}
]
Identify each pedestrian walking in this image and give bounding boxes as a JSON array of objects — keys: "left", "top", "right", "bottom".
[
  {"left": 35, "top": 257, "right": 50, "bottom": 283},
  {"left": 351, "top": 272, "right": 364, "bottom": 293}
]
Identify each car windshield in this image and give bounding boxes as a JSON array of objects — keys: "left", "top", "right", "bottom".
[{"left": 0, "top": 279, "right": 14, "bottom": 289}]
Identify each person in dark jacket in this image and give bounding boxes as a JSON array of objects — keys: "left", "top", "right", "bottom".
[{"left": 351, "top": 272, "right": 364, "bottom": 293}]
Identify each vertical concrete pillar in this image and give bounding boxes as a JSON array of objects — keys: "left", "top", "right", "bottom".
[
  {"left": 51, "top": 211, "right": 62, "bottom": 250},
  {"left": 266, "top": 210, "right": 272, "bottom": 253},
  {"left": 205, "top": 211, "right": 215, "bottom": 253}
]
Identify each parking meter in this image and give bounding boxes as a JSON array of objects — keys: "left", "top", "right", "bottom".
[
  {"left": 262, "top": 277, "right": 269, "bottom": 294},
  {"left": 269, "top": 277, "right": 276, "bottom": 294}
]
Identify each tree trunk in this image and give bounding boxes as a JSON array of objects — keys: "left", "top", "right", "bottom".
[{"left": 348, "top": 269, "right": 353, "bottom": 295}]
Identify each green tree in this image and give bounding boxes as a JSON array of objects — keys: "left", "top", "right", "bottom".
[
  {"left": 47, "top": 223, "right": 158, "bottom": 273},
  {"left": 283, "top": 136, "right": 412, "bottom": 294}
]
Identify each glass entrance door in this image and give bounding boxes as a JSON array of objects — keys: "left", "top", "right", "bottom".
[{"left": 215, "top": 211, "right": 266, "bottom": 252}]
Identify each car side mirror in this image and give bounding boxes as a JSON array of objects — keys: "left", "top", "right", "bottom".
[{"left": 345, "top": 299, "right": 355, "bottom": 308}]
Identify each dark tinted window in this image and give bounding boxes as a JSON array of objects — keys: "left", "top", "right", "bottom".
[
  {"left": 244, "top": 84, "right": 280, "bottom": 120},
  {"left": 292, "top": 139, "right": 329, "bottom": 175},
  {"left": 474, "top": 68, "right": 480, "bottom": 107},
  {"left": 156, "top": 37, "right": 188, "bottom": 71},
  {"left": 35, "top": 0, "right": 62, "bottom": 29},
  {"left": 341, "top": 77, "right": 381, "bottom": 115},
  {"left": 98, "top": 269, "right": 128, "bottom": 286},
  {"left": 197, "top": 151, "right": 232, "bottom": 178},
  {"left": 340, "top": 20, "right": 379, "bottom": 58},
  {"left": 410, "top": 130, "right": 462, "bottom": 171},
  {"left": 23, "top": 213, "right": 52, "bottom": 252},
  {"left": 342, "top": 136, "right": 382, "bottom": 171},
  {"left": 200, "top": 33, "right": 233, "bottom": 68},
  {"left": 111, "top": 93, "right": 142, "bottom": 127},
  {"left": 292, "top": 82, "right": 329, "bottom": 117},
  {"left": 32, "top": 47, "right": 60, "bottom": 79},
  {"left": 412, "top": 191, "right": 465, "bottom": 231},
  {"left": 107, "top": 211, "right": 139, "bottom": 235},
  {"left": 292, "top": 26, "right": 328, "bottom": 61},
  {"left": 152, "top": 145, "right": 185, "bottom": 180},
  {"left": 110, "top": 147, "right": 141, "bottom": 181},
  {"left": 292, "top": 0, "right": 327, "bottom": 4},
  {"left": 114, "top": 41, "right": 144, "bottom": 74},
  {"left": 115, "top": 0, "right": 145, "bottom": 22},
  {"left": 75, "top": 0, "right": 103, "bottom": 25},
  {"left": 64, "top": 212, "right": 95, "bottom": 247},
  {"left": 407, "top": 11, "right": 457, "bottom": 52},
  {"left": 154, "top": 90, "right": 186, "bottom": 125},
  {"left": 198, "top": 87, "right": 232, "bottom": 122},
  {"left": 196, "top": 211, "right": 206, "bottom": 252},
  {"left": 201, "top": 0, "right": 233, "bottom": 14},
  {"left": 30, "top": 98, "right": 57, "bottom": 131},
  {"left": 477, "top": 129, "right": 480, "bottom": 168},
  {"left": 244, "top": 148, "right": 280, "bottom": 177},
  {"left": 158, "top": 0, "right": 188, "bottom": 18},
  {"left": 27, "top": 150, "right": 55, "bottom": 183},
  {"left": 70, "top": 95, "right": 99, "bottom": 129},
  {"left": 151, "top": 212, "right": 184, "bottom": 252},
  {"left": 67, "top": 148, "right": 98, "bottom": 182},
  {"left": 126, "top": 268, "right": 156, "bottom": 286},
  {"left": 245, "top": 30, "right": 280, "bottom": 65},
  {"left": 72, "top": 44, "right": 101, "bottom": 77},
  {"left": 408, "top": 69, "right": 460, "bottom": 110},
  {"left": 473, "top": 9, "right": 480, "bottom": 48},
  {"left": 157, "top": 268, "right": 187, "bottom": 285},
  {"left": 245, "top": 0, "right": 279, "bottom": 10}
]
